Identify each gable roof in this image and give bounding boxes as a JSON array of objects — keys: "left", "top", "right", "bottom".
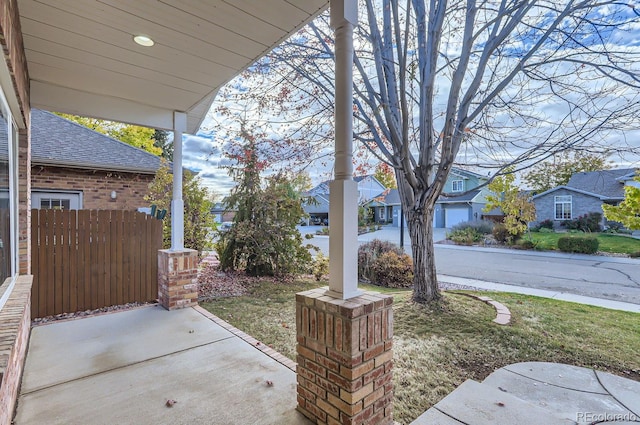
[
  {"left": 532, "top": 185, "right": 613, "bottom": 201},
  {"left": 437, "top": 189, "right": 482, "bottom": 203},
  {"left": 566, "top": 168, "right": 636, "bottom": 199},
  {"left": 30, "top": 109, "right": 162, "bottom": 174}
]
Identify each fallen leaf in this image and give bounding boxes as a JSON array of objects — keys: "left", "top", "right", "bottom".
[
  {"left": 166, "top": 399, "right": 178, "bottom": 407},
  {"left": 496, "top": 402, "right": 505, "bottom": 407},
  {"left": 498, "top": 387, "right": 507, "bottom": 393}
]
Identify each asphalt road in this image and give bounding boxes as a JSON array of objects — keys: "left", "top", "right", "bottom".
[{"left": 299, "top": 225, "right": 640, "bottom": 305}]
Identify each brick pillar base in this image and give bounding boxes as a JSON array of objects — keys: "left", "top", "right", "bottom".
[
  {"left": 296, "top": 287, "right": 393, "bottom": 425},
  {"left": 158, "top": 249, "right": 198, "bottom": 310}
]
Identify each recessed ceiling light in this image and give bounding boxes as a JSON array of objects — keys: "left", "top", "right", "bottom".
[{"left": 133, "top": 35, "right": 154, "bottom": 47}]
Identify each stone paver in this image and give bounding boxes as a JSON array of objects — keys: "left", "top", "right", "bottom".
[{"left": 413, "top": 362, "right": 640, "bottom": 425}]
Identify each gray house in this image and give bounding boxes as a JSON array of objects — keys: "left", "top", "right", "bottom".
[
  {"left": 363, "top": 168, "right": 490, "bottom": 228},
  {"left": 303, "top": 175, "right": 386, "bottom": 224},
  {"left": 532, "top": 168, "right": 637, "bottom": 228}
]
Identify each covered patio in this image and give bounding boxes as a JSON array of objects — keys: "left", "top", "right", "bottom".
[
  {"left": 15, "top": 305, "right": 309, "bottom": 425},
  {"left": 1, "top": 0, "right": 394, "bottom": 424}
]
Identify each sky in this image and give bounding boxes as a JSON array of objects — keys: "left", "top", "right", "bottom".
[{"left": 181, "top": 2, "right": 640, "bottom": 198}]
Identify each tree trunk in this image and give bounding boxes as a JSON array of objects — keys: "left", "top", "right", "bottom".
[{"left": 407, "top": 207, "right": 441, "bottom": 303}]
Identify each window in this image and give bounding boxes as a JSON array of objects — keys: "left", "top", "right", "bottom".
[
  {"left": 40, "top": 198, "right": 71, "bottom": 210},
  {"left": 554, "top": 195, "right": 572, "bottom": 220},
  {"left": 32, "top": 191, "right": 81, "bottom": 210},
  {"left": 451, "top": 180, "right": 464, "bottom": 192}
]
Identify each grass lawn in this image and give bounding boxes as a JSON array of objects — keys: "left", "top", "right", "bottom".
[
  {"left": 201, "top": 280, "right": 640, "bottom": 424},
  {"left": 529, "top": 232, "right": 640, "bottom": 254}
]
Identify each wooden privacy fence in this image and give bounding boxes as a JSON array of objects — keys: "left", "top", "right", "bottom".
[{"left": 31, "top": 209, "right": 163, "bottom": 318}]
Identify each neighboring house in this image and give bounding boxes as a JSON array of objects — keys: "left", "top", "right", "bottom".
[
  {"left": 362, "top": 168, "right": 490, "bottom": 228},
  {"left": 210, "top": 202, "right": 236, "bottom": 224},
  {"left": 304, "top": 175, "right": 386, "bottom": 224},
  {"left": 532, "top": 168, "right": 637, "bottom": 228},
  {"left": 30, "top": 109, "right": 162, "bottom": 210}
]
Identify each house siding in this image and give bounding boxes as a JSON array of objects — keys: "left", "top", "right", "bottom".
[
  {"left": 533, "top": 188, "right": 604, "bottom": 227},
  {"left": 31, "top": 166, "right": 154, "bottom": 210}
]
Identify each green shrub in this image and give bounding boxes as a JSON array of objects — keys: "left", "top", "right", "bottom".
[
  {"left": 557, "top": 236, "right": 599, "bottom": 254},
  {"left": 492, "top": 223, "right": 510, "bottom": 243},
  {"left": 370, "top": 251, "right": 413, "bottom": 288},
  {"left": 448, "top": 227, "right": 483, "bottom": 245},
  {"left": 358, "top": 239, "right": 403, "bottom": 282},
  {"left": 516, "top": 236, "right": 538, "bottom": 250},
  {"left": 451, "top": 220, "right": 494, "bottom": 235},
  {"left": 561, "top": 212, "right": 602, "bottom": 232},
  {"left": 538, "top": 227, "right": 555, "bottom": 233}
]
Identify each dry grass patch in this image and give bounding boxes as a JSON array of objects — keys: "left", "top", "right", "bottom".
[{"left": 201, "top": 281, "right": 640, "bottom": 425}]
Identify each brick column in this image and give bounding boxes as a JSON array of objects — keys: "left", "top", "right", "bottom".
[
  {"left": 158, "top": 249, "right": 198, "bottom": 310},
  {"left": 296, "top": 288, "right": 393, "bottom": 425}
]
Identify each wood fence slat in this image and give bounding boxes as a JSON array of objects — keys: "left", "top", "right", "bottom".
[
  {"left": 68, "top": 210, "right": 78, "bottom": 313},
  {"left": 90, "top": 210, "right": 99, "bottom": 310},
  {"left": 61, "top": 210, "right": 70, "bottom": 313},
  {"left": 100, "top": 210, "right": 111, "bottom": 308},
  {"left": 145, "top": 215, "right": 153, "bottom": 301},
  {"left": 53, "top": 210, "right": 63, "bottom": 314},
  {"left": 124, "top": 211, "right": 133, "bottom": 302},
  {"left": 114, "top": 210, "right": 124, "bottom": 306},
  {"left": 81, "top": 210, "right": 91, "bottom": 311},
  {"left": 44, "top": 210, "right": 55, "bottom": 316}
]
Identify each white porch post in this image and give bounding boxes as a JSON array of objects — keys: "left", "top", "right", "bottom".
[
  {"left": 327, "top": 0, "right": 361, "bottom": 300},
  {"left": 171, "top": 111, "right": 187, "bottom": 251}
]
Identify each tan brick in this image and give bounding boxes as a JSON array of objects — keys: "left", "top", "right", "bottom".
[
  {"left": 340, "top": 382, "right": 373, "bottom": 404},
  {"left": 326, "top": 314, "right": 334, "bottom": 347},
  {"left": 374, "top": 350, "right": 393, "bottom": 368},
  {"left": 362, "top": 365, "right": 385, "bottom": 386},
  {"left": 363, "top": 343, "right": 384, "bottom": 362},
  {"left": 310, "top": 309, "right": 318, "bottom": 339},
  {"left": 305, "top": 359, "right": 327, "bottom": 378},
  {"left": 317, "top": 354, "right": 340, "bottom": 372},
  {"left": 327, "top": 393, "right": 363, "bottom": 416},
  {"left": 297, "top": 345, "right": 316, "bottom": 362},
  {"left": 316, "top": 397, "right": 340, "bottom": 419},
  {"left": 335, "top": 317, "right": 343, "bottom": 351},
  {"left": 359, "top": 317, "right": 367, "bottom": 351},
  {"left": 340, "top": 359, "right": 374, "bottom": 380},
  {"left": 363, "top": 386, "right": 384, "bottom": 407}
]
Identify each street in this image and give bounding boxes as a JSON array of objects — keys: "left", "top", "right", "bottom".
[{"left": 299, "top": 225, "right": 640, "bottom": 305}]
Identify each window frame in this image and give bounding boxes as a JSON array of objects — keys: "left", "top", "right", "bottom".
[
  {"left": 554, "top": 195, "right": 572, "bottom": 220},
  {"left": 451, "top": 179, "right": 464, "bottom": 192}
]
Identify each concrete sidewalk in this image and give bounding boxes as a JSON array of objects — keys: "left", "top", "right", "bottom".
[
  {"left": 438, "top": 274, "right": 640, "bottom": 313},
  {"left": 15, "top": 306, "right": 310, "bottom": 425}
]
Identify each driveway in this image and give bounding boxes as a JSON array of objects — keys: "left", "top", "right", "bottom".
[{"left": 299, "top": 225, "right": 447, "bottom": 256}]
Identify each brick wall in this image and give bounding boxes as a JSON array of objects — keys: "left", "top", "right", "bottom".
[
  {"left": 0, "top": 275, "right": 32, "bottom": 424},
  {"left": 296, "top": 288, "right": 394, "bottom": 425},
  {"left": 31, "top": 165, "right": 155, "bottom": 210},
  {"left": 0, "top": 0, "right": 30, "bottom": 119},
  {"left": 18, "top": 127, "right": 30, "bottom": 274},
  {"left": 533, "top": 189, "right": 606, "bottom": 228}
]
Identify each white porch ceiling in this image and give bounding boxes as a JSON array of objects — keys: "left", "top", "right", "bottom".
[{"left": 18, "top": 0, "right": 329, "bottom": 133}]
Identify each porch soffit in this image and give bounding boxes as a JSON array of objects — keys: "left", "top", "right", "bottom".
[{"left": 18, "top": 0, "right": 328, "bottom": 133}]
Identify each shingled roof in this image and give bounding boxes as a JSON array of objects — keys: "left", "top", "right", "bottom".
[
  {"left": 566, "top": 168, "right": 636, "bottom": 200},
  {"left": 31, "top": 109, "right": 162, "bottom": 174}
]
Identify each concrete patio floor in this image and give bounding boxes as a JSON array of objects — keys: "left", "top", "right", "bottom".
[{"left": 15, "top": 305, "right": 310, "bottom": 425}]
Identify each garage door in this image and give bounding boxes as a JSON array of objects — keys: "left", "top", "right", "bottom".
[{"left": 445, "top": 208, "right": 468, "bottom": 228}]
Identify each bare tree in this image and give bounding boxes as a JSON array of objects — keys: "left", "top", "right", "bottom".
[{"left": 211, "top": 0, "right": 640, "bottom": 302}]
